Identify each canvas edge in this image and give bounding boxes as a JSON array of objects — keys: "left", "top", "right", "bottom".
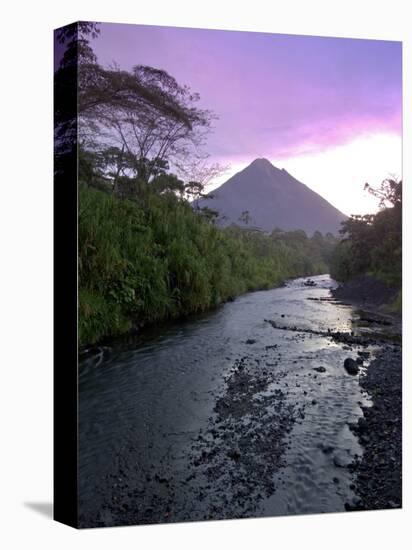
[{"left": 53, "top": 21, "right": 80, "bottom": 529}]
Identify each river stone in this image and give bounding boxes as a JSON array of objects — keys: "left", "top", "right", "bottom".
[
  {"left": 344, "top": 357, "right": 359, "bottom": 375},
  {"left": 313, "top": 366, "right": 326, "bottom": 373},
  {"left": 227, "top": 449, "right": 241, "bottom": 462},
  {"left": 321, "top": 445, "right": 334, "bottom": 455},
  {"left": 357, "top": 417, "right": 368, "bottom": 434}
]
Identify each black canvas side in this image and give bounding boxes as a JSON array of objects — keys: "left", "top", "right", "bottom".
[{"left": 53, "top": 22, "right": 79, "bottom": 528}]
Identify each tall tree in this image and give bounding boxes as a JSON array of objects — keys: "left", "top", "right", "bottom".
[
  {"left": 54, "top": 22, "right": 101, "bottom": 178},
  {"left": 57, "top": 23, "right": 224, "bottom": 199},
  {"left": 92, "top": 65, "right": 215, "bottom": 183}
]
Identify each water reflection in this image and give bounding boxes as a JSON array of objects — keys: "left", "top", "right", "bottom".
[{"left": 78, "top": 275, "right": 373, "bottom": 526}]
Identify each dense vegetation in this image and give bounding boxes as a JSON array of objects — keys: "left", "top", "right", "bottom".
[
  {"left": 330, "top": 178, "right": 402, "bottom": 291},
  {"left": 79, "top": 182, "right": 336, "bottom": 345}
]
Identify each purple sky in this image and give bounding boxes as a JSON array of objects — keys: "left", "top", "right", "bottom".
[{"left": 91, "top": 22, "right": 402, "bottom": 214}]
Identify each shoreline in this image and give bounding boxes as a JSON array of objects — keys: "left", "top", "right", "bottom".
[
  {"left": 79, "top": 273, "right": 325, "bottom": 354},
  {"left": 331, "top": 278, "right": 402, "bottom": 511},
  {"left": 348, "top": 347, "right": 402, "bottom": 510}
]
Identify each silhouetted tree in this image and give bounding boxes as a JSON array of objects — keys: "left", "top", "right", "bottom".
[
  {"left": 331, "top": 178, "right": 402, "bottom": 286},
  {"left": 239, "top": 210, "right": 252, "bottom": 225}
]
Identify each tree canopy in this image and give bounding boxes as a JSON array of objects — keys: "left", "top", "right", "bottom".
[{"left": 330, "top": 178, "right": 402, "bottom": 287}]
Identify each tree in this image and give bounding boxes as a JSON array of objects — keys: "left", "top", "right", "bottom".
[
  {"left": 82, "top": 64, "right": 216, "bottom": 183},
  {"left": 199, "top": 207, "right": 220, "bottom": 224},
  {"left": 364, "top": 178, "right": 402, "bottom": 209},
  {"left": 331, "top": 178, "right": 402, "bottom": 286},
  {"left": 239, "top": 210, "right": 252, "bottom": 226},
  {"left": 177, "top": 157, "right": 227, "bottom": 194},
  {"left": 56, "top": 21, "right": 100, "bottom": 68},
  {"left": 185, "top": 181, "right": 209, "bottom": 206},
  {"left": 59, "top": 23, "right": 225, "bottom": 198},
  {"left": 151, "top": 173, "right": 185, "bottom": 196},
  {"left": 55, "top": 22, "right": 101, "bottom": 178}
]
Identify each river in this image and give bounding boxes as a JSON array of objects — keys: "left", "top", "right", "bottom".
[{"left": 78, "top": 274, "right": 375, "bottom": 527}]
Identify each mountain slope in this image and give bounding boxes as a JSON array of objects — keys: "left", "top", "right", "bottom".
[{"left": 197, "top": 158, "right": 347, "bottom": 235}]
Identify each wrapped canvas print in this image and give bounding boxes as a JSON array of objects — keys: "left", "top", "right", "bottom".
[{"left": 54, "top": 21, "right": 402, "bottom": 528}]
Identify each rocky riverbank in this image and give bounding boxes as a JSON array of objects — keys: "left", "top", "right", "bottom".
[
  {"left": 347, "top": 346, "right": 402, "bottom": 510},
  {"left": 332, "top": 275, "right": 399, "bottom": 310},
  {"left": 332, "top": 277, "right": 402, "bottom": 511}
]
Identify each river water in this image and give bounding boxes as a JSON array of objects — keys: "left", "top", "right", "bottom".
[{"left": 78, "top": 274, "right": 373, "bottom": 527}]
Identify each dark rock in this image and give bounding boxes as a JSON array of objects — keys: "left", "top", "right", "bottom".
[
  {"left": 227, "top": 449, "right": 241, "bottom": 462},
  {"left": 344, "top": 357, "right": 359, "bottom": 375},
  {"left": 245, "top": 339, "right": 256, "bottom": 345},
  {"left": 321, "top": 445, "right": 334, "bottom": 455},
  {"left": 313, "top": 366, "right": 326, "bottom": 373},
  {"left": 357, "top": 417, "right": 368, "bottom": 434}
]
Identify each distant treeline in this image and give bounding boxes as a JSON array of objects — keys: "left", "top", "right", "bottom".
[
  {"left": 330, "top": 178, "right": 402, "bottom": 297},
  {"left": 79, "top": 182, "right": 337, "bottom": 346}
]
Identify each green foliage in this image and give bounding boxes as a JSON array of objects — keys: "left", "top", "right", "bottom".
[
  {"left": 79, "top": 184, "right": 333, "bottom": 346},
  {"left": 78, "top": 288, "right": 131, "bottom": 346},
  {"left": 330, "top": 179, "right": 402, "bottom": 288},
  {"left": 389, "top": 291, "right": 402, "bottom": 314}
]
